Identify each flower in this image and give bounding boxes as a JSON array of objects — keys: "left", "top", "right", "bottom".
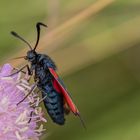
[{"left": 0, "top": 64, "right": 47, "bottom": 140}]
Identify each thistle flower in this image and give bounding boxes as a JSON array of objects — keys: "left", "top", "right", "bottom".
[{"left": 0, "top": 64, "right": 47, "bottom": 140}]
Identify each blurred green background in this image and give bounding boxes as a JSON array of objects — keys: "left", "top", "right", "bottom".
[{"left": 1, "top": 0, "right": 140, "bottom": 140}]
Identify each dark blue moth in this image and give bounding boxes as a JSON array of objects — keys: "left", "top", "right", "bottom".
[{"left": 10, "top": 23, "right": 85, "bottom": 127}]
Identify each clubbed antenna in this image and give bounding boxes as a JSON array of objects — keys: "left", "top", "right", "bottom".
[
  {"left": 33, "top": 22, "right": 48, "bottom": 51},
  {"left": 11, "top": 31, "right": 32, "bottom": 50}
]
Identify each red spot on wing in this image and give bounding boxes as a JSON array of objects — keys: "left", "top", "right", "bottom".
[
  {"left": 49, "top": 67, "right": 58, "bottom": 78},
  {"left": 49, "top": 68, "right": 79, "bottom": 115},
  {"left": 52, "top": 78, "right": 61, "bottom": 93}
]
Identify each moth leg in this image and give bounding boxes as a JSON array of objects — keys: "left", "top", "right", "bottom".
[
  {"left": 13, "top": 67, "right": 26, "bottom": 74},
  {"left": 5, "top": 64, "right": 31, "bottom": 77},
  {"left": 30, "top": 88, "right": 48, "bottom": 107},
  {"left": 26, "top": 64, "right": 32, "bottom": 76},
  {"left": 17, "top": 82, "right": 38, "bottom": 106},
  {"left": 28, "top": 111, "right": 33, "bottom": 123}
]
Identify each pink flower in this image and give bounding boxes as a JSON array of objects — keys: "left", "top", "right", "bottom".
[{"left": 0, "top": 64, "right": 47, "bottom": 140}]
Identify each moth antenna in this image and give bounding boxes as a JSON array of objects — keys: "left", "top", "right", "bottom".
[
  {"left": 11, "top": 31, "right": 32, "bottom": 50},
  {"left": 33, "top": 22, "right": 48, "bottom": 51}
]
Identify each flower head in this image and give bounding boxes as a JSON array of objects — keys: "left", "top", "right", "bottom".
[{"left": 0, "top": 64, "right": 46, "bottom": 140}]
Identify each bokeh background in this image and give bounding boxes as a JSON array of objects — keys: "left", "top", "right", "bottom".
[{"left": 1, "top": 0, "right": 140, "bottom": 140}]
